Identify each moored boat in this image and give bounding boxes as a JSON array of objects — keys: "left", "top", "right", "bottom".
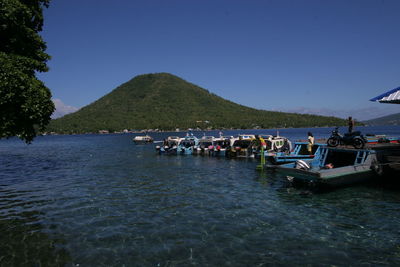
[
  {"left": 156, "top": 136, "right": 181, "bottom": 154},
  {"left": 175, "top": 135, "right": 199, "bottom": 155},
  {"left": 210, "top": 136, "right": 232, "bottom": 156},
  {"left": 226, "top": 134, "right": 256, "bottom": 158},
  {"left": 365, "top": 134, "right": 400, "bottom": 145},
  {"left": 133, "top": 135, "right": 154, "bottom": 144},
  {"left": 274, "top": 146, "right": 380, "bottom": 188},
  {"left": 264, "top": 142, "right": 326, "bottom": 165},
  {"left": 194, "top": 136, "right": 215, "bottom": 155},
  {"left": 254, "top": 134, "right": 292, "bottom": 157}
]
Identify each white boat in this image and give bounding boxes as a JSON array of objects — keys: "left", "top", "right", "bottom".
[
  {"left": 194, "top": 136, "right": 215, "bottom": 155},
  {"left": 210, "top": 136, "right": 232, "bottom": 156},
  {"left": 226, "top": 134, "right": 256, "bottom": 158},
  {"left": 252, "top": 135, "right": 293, "bottom": 162},
  {"left": 156, "top": 136, "right": 181, "bottom": 154},
  {"left": 133, "top": 135, "right": 154, "bottom": 144}
]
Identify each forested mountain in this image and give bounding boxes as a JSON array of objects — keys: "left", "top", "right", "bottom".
[
  {"left": 47, "top": 73, "right": 347, "bottom": 133},
  {"left": 363, "top": 112, "right": 400, "bottom": 126}
]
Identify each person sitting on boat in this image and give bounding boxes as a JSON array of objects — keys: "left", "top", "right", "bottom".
[
  {"left": 324, "top": 163, "right": 334, "bottom": 169},
  {"left": 307, "top": 132, "right": 314, "bottom": 155}
]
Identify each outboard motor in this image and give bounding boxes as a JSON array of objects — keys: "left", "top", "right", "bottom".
[{"left": 295, "top": 160, "right": 311, "bottom": 170}]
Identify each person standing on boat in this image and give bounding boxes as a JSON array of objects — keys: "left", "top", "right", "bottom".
[
  {"left": 260, "top": 136, "right": 266, "bottom": 150},
  {"left": 348, "top": 116, "right": 355, "bottom": 133},
  {"left": 307, "top": 132, "right": 314, "bottom": 155}
]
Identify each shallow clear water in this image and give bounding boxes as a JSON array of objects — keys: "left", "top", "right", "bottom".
[{"left": 1, "top": 126, "right": 400, "bottom": 266}]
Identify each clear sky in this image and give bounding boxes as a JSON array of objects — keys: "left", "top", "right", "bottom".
[{"left": 37, "top": 0, "right": 400, "bottom": 120}]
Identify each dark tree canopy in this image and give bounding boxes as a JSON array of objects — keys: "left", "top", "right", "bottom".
[{"left": 0, "top": 0, "right": 54, "bottom": 143}]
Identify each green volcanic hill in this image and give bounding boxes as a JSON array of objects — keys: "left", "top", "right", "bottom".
[
  {"left": 47, "top": 73, "right": 347, "bottom": 133},
  {"left": 363, "top": 112, "right": 400, "bottom": 126}
]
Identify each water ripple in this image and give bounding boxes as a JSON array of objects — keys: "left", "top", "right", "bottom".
[{"left": 1, "top": 130, "right": 400, "bottom": 265}]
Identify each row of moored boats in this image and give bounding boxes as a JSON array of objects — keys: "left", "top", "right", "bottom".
[
  {"left": 154, "top": 134, "right": 292, "bottom": 158},
  {"left": 133, "top": 132, "right": 400, "bottom": 189}
]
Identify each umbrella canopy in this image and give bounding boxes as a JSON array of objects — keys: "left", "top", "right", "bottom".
[{"left": 370, "top": 86, "right": 400, "bottom": 104}]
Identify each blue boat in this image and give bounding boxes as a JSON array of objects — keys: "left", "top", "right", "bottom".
[
  {"left": 365, "top": 134, "right": 400, "bottom": 145},
  {"left": 264, "top": 142, "right": 326, "bottom": 164},
  {"left": 274, "top": 146, "right": 380, "bottom": 188},
  {"left": 175, "top": 135, "right": 199, "bottom": 155}
]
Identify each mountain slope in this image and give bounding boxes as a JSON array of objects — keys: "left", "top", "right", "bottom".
[
  {"left": 47, "top": 73, "right": 347, "bottom": 133},
  {"left": 363, "top": 112, "right": 400, "bottom": 126}
]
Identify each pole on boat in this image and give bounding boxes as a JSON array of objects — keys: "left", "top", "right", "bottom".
[{"left": 256, "top": 146, "right": 265, "bottom": 170}]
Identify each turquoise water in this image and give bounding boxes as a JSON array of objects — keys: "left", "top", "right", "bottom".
[{"left": 1, "top": 126, "right": 400, "bottom": 266}]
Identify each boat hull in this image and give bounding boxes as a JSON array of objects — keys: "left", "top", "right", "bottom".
[
  {"left": 177, "top": 147, "right": 194, "bottom": 155},
  {"left": 210, "top": 149, "right": 227, "bottom": 157},
  {"left": 133, "top": 135, "right": 153, "bottom": 144},
  {"left": 133, "top": 140, "right": 153, "bottom": 144},
  {"left": 277, "top": 165, "right": 376, "bottom": 187},
  {"left": 193, "top": 148, "right": 213, "bottom": 156},
  {"left": 267, "top": 154, "right": 315, "bottom": 164},
  {"left": 157, "top": 147, "right": 177, "bottom": 155}
]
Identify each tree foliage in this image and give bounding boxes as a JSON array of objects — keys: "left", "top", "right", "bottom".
[
  {"left": 0, "top": 0, "right": 54, "bottom": 142},
  {"left": 47, "top": 73, "right": 348, "bottom": 133}
]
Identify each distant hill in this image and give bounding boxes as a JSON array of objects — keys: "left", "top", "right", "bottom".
[
  {"left": 47, "top": 73, "right": 347, "bottom": 133},
  {"left": 363, "top": 112, "right": 400, "bottom": 126}
]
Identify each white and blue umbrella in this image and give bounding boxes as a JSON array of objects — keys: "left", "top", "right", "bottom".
[{"left": 370, "top": 86, "right": 400, "bottom": 104}]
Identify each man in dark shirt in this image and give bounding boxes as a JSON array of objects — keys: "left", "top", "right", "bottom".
[{"left": 348, "top": 116, "right": 355, "bottom": 133}]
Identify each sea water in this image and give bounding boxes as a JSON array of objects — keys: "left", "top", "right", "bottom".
[{"left": 1, "top": 126, "right": 399, "bottom": 266}]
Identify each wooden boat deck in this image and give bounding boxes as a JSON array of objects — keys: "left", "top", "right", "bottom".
[{"left": 323, "top": 143, "right": 400, "bottom": 176}]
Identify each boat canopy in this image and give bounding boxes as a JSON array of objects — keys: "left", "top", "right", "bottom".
[{"left": 370, "top": 86, "right": 400, "bottom": 104}]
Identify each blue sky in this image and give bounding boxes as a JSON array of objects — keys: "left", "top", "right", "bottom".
[{"left": 37, "top": 0, "right": 400, "bottom": 120}]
